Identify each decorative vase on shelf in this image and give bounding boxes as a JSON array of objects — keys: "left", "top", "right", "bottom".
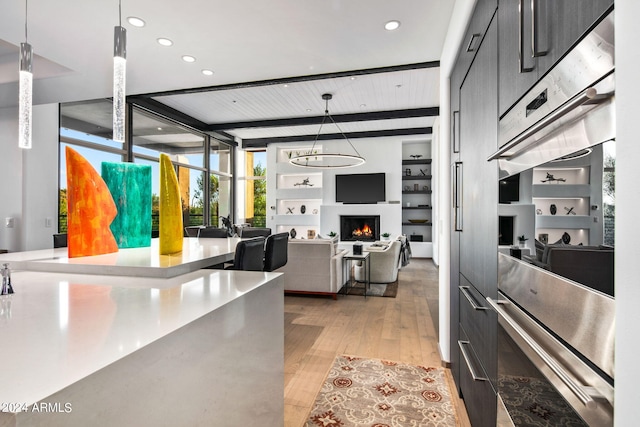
[
  {"left": 290, "top": 228, "right": 297, "bottom": 239},
  {"left": 550, "top": 204, "right": 557, "bottom": 215}
]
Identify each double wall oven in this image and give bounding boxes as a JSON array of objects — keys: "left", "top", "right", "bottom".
[{"left": 490, "top": 10, "right": 615, "bottom": 426}]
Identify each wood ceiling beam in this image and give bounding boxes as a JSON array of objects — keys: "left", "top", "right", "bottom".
[
  {"left": 206, "top": 107, "right": 439, "bottom": 131},
  {"left": 241, "top": 127, "right": 432, "bottom": 148}
]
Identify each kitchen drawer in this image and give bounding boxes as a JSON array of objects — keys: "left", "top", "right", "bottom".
[
  {"left": 458, "top": 325, "right": 497, "bottom": 427},
  {"left": 459, "top": 275, "right": 497, "bottom": 385}
]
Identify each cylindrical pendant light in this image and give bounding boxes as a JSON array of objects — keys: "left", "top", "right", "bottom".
[
  {"left": 113, "top": 1, "right": 127, "bottom": 143},
  {"left": 18, "top": 0, "right": 32, "bottom": 150},
  {"left": 19, "top": 42, "right": 33, "bottom": 149}
]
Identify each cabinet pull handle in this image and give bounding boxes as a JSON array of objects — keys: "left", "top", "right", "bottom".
[
  {"left": 531, "top": 0, "right": 547, "bottom": 57},
  {"left": 519, "top": 0, "right": 534, "bottom": 73},
  {"left": 487, "top": 87, "right": 605, "bottom": 161},
  {"left": 460, "top": 286, "right": 489, "bottom": 310},
  {"left": 466, "top": 33, "right": 481, "bottom": 52},
  {"left": 458, "top": 340, "right": 488, "bottom": 381},
  {"left": 454, "top": 162, "right": 463, "bottom": 231},
  {"left": 487, "top": 297, "right": 602, "bottom": 408},
  {"left": 452, "top": 110, "right": 460, "bottom": 153}
]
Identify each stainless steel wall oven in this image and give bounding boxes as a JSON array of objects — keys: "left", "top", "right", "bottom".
[{"left": 490, "top": 9, "right": 615, "bottom": 426}]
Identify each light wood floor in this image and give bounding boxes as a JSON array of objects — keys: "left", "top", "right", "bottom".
[{"left": 284, "top": 258, "right": 472, "bottom": 426}]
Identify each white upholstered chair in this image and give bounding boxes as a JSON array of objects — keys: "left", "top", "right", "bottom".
[{"left": 354, "top": 240, "right": 402, "bottom": 284}]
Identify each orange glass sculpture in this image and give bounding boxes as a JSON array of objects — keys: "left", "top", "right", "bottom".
[
  {"left": 159, "top": 153, "right": 183, "bottom": 254},
  {"left": 65, "top": 146, "right": 119, "bottom": 258}
]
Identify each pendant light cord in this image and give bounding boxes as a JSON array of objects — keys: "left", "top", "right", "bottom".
[
  {"left": 24, "top": 0, "right": 28, "bottom": 42},
  {"left": 119, "top": 0, "right": 122, "bottom": 26}
]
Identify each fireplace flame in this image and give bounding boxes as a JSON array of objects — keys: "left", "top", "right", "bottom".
[{"left": 352, "top": 224, "right": 373, "bottom": 238}]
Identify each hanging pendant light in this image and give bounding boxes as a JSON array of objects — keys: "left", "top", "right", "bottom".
[
  {"left": 113, "top": 0, "right": 127, "bottom": 143},
  {"left": 289, "top": 93, "right": 365, "bottom": 169},
  {"left": 18, "top": 0, "right": 32, "bottom": 149}
]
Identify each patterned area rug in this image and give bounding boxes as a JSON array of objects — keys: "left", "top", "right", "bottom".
[
  {"left": 498, "top": 375, "right": 587, "bottom": 426},
  {"left": 346, "top": 281, "right": 398, "bottom": 298},
  {"left": 305, "top": 355, "right": 457, "bottom": 427}
]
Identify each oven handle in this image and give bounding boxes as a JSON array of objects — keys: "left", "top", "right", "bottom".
[
  {"left": 487, "top": 86, "right": 601, "bottom": 161},
  {"left": 487, "top": 297, "right": 601, "bottom": 408}
]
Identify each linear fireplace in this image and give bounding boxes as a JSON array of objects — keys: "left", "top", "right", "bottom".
[{"left": 340, "top": 215, "right": 380, "bottom": 242}]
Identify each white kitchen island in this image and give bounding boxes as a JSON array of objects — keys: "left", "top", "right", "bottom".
[{"left": 0, "top": 268, "right": 284, "bottom": 427}]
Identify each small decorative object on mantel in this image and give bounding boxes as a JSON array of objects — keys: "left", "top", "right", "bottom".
[
  {"left": 307, "top": 229, "right": 316, "bottom": 239},
  {"left": 550, "top": 204, "right": 557, "bottom": 215},
  {"left": 564, "top": 206, "right": 576, "bottom": 215},
  {"left": 562, "top": 232, "right": 571, "bottom": 244},
  {"left": 300, "top": 204, "right": 306, "bottom": 214},
  {"left": 541, "top": 172, "right": 566, "bottom": 183},
  {"left": 381, "top": 232, "right": 391, "bottom": 241},
  {"left": 328, "top": 231, "right": 337, "bottom": 238},
  {"left": 409, "top": 154, "right": 423, "bottom": 160},
  {"left": 517, "top": 235, "right": 528, "bottom": 248},
  {"left": 405, "top": 168, "right": 412, "bottom": 176},
  {"left": 290, "top": 228, "right": 297, "bottom": 239},
  {"left": 294, "top": 178, "right": 313, "bottom": 187}
]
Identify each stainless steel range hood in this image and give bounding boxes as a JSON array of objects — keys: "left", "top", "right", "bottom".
[{"left": 491, "top": 12, "right": 615, "bottom": 179}]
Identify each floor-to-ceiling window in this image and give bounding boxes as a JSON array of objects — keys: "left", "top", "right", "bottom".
[
  {"left": 58, "top": 100, "right": 234, "bottom": 234},
  {"left": 244, "top": 150, "right": 267, "bottom": 227}
]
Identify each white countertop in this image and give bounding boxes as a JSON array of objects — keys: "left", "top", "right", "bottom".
[
  {"left": 0, "top": 237, "right": 241, "bottom": 278},
  {"left": 0, "top": 269, "right": 282, "bottom": 407}
]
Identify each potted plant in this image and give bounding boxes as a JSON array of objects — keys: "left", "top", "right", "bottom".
[
  {"left": 328, "top": 231, "right": 337, "bottom": 239},
  {"left": 517, "top": 235, "right": 528, "bottom": 248},
  {"left": 381, "top": 232, "right": 391, "bottom": 241}
]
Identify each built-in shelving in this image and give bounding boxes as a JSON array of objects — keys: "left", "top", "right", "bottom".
[{"left": 401, "top": 142, "right": 432, "bottom": 252}]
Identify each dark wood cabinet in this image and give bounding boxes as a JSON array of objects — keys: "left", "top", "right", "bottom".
[
  {"left": 449, "top": 2, "right": 499, "bottom": 425},
  {"left": 498, "top": 0, "right": 613, "bottom": 117}
]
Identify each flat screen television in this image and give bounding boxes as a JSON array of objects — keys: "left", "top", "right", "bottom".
[
  {"left": 335, "top": 172, "right": 386, "bottom": 204},
  {"left": 499, "top": 173, "right": 520, "bottom": 204}
]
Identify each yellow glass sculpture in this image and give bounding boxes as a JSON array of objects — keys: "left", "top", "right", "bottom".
[
  {"left": 65, "top": 146, "right": 119, "bottom": 258},
  {"left": 159, "top": 153, "right": 183, "bottom": 254}
]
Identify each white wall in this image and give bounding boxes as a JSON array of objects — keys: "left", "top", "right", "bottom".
[
  {"left": 0, "top": 107, "right": 23, "bottom": 251},
  {"left": 0, "top": 104, "right": 80, "bottom": 252},
  {"left": 614, "top": 2, "right": 640, "bottom": 424}
]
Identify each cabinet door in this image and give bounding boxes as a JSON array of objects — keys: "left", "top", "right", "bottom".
[
  {"left": 498, "top": 0, "right": 539, "bottom": 117},
  {"left": 459, "top": 14, "right": 499, "bottom": 300},
  {"left": 536, "top": 0, "right": 613, "bottom": 74}
]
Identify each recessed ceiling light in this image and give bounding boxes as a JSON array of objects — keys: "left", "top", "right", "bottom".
[
  {"left": 360, "top": 104, "right": 367, "bottom": 108},
  {"left": 182, "top": 55, "right": 196, "bottom": 63},
  {"left": 157, "top": 127, "right": 163, "bottom": 131},
  {"left": 385, "top": 20, "right": 401, "bottom": 31},
  {"left": 283, "top": 84, "right": 289, "bottom": 88},
  {"left": 350, "top": 76, "right": 357, "bottom": 81},
  {"left": 127, "top": 16, "right": 146, "bottom": 27},
  {"left": 201, "top": 69, "right": 214, "bottom": 76},
  {"left": 306, "top": 108, "right": 312, "bottom": 112},
  {"left": 157, "top": 38, "right": 173, "bottom": 46}
]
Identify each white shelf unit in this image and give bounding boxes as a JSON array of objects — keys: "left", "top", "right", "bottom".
[
  {"left": 268, "top": 145, "right": 323, "bottom": 240},
  {"left": 401, "top": 141, "right": 432, "bottom": 257}
]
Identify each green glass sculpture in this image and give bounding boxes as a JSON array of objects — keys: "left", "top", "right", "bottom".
[{"left": 101, "top": 162, "right": 152, "bottom": 248}]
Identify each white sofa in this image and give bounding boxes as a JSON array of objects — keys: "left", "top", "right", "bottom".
[
  {"left": 275, "top": 236, "right": 346, "bottom": 299},
  {"left": 354, "top": 239, "right": 402, "bottom": 284}
]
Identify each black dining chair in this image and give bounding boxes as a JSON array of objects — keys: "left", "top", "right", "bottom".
[
  {"left": 239, "top": 227, "right": 272, "bottom": 238},
  {"left": 197, "top": 227, "right": 229, "bottom": 238},
  {"left": 53, "top": 233, "right": 68, "bottom": 248},
  {"left": 184, "top": 226, "right": 202, "bottom": 237},
  {"left": 264, "top": 232, "right": 289, "bottom": 272},
  {"left": 226, "top": 237, "right": 265, "bottom": 271}
]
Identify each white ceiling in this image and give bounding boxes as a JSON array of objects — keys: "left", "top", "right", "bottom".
[{"left": 0, "top": 0, "right": 456, "bottom": 146}]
